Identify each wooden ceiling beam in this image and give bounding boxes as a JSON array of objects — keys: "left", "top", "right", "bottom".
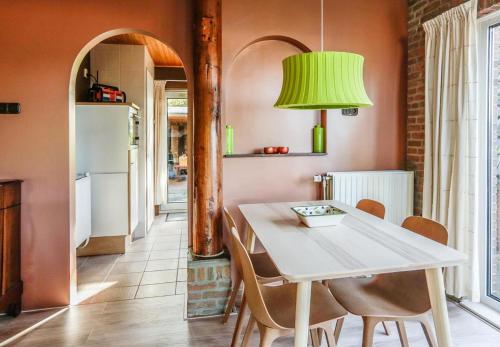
[{"left": 102, "top": 33, "right": 183, "bottom": 67}]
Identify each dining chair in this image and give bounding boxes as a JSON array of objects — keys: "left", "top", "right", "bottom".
[
  {"left": 328, "top": 216, "right": 447, "bottom": 347},
  {"left": 222, "top": 207, "right": 282, "bottom": 347},
  {"left": 356, "top": 198, "right": 385, "bottom": 219},
  {"left": 229, "top": 226, "right": 347, "bottom": 347}
]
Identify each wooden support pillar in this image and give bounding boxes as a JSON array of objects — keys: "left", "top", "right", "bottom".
[{"left": 192, "top": 0, "right": 223, "bottom": 257}]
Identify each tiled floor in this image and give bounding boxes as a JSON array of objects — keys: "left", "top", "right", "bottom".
[{"left": 76, "top": 215, "right": 188, "bottom": 304}]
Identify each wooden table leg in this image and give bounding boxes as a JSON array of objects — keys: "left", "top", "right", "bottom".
[
  {"left": 295, "top": 281, "right": 312, "bottom": 347},
  {"left": 425, "top": 267, "right": 452, "bottom": 347}
]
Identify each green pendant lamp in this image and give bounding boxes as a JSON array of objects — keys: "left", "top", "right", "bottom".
[
  {"left": 274, "top": 51, "right": 372, "bottom": 109},
  {"left": 274, "top": 0, "right": 372, "bottom": 110}
]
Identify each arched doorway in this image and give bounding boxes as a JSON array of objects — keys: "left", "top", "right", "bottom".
[{"left": 68, "top": 29, "right": 190, "bottom": 305}]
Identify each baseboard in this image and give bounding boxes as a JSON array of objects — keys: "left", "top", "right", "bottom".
[{"left": 76, "top": 235, "right": 127, "bottom": 256}]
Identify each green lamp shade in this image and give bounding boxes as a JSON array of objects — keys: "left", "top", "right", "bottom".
[{"left": 274, "top": 51, "right": 373, "bottom": 109}]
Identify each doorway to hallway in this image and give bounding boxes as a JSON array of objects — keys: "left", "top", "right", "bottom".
[{"left": 161, "top": 89, "right": 188, "bottom": 213}]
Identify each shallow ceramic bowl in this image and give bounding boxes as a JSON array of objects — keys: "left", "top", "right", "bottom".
[{"left": 291, "top": 205, "right": 346, "bottom": 227}]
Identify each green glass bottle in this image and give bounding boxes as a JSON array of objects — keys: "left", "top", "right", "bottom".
[
  {"left": 226, "top": 125, "right": 234, "bottom": 154},
  {"left": 313, "top": 124, "right": 324, "bottom": 153}
]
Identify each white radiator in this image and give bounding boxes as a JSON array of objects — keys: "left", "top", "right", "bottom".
[{"left": 320, "top": 170, "right": 414, "bottom": 225}]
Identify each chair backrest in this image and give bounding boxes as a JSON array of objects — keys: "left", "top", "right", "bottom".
[
  {"left": 228, "top": 226, "right": 282, "bottom": 329},
  {"left": 224, "top": 206, "right": 238, "bottom": 233},
  {"left": 356, "top": 199, "right": 385, "bottom": 219},
  {"left": 402, "top": 216, "right": 448, "bottom": 245},
  {"left": 373, "top": 216, "right": 448, "bottom": 313}
]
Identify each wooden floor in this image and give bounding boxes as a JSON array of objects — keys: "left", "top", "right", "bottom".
[
  {"left": 1, "top": 296, "right": 498, "bottom": 346},
  {"left": 2, "top": 216, "right": 500, "bottom": 346}
]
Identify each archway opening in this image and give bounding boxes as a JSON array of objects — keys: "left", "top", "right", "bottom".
[{"left": 69, "top": 30, "right": 190, "bottom": 305}]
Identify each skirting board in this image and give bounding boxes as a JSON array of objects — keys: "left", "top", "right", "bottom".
[{"left": 76, "top": 235, "right": 127, "bottom": 256}]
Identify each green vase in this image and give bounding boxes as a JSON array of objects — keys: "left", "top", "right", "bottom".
[
  {"left": 226, "top": 125, "right": 234, "bottom": 154},
  {"left": 313, "top": 124, "right": 324, "bottom": 153}
]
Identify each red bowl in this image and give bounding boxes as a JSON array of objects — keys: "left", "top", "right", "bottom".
[
  {"left": 263, "top": 146, "right": 277, "bottom": 154},
  {"left": 277, "top": 146, "right": 289, "bottom": 154}
]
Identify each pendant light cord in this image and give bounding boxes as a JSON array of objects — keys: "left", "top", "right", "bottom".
[{"left": 320, "top": 0, "right": 324, "bottom": 51}]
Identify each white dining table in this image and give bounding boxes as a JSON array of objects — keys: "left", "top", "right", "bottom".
[{"left": 239, "top": 200, "right": 467, "bottom": 347}]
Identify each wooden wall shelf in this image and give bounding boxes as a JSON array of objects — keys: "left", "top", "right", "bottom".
[{"left": 223, "top": 152, "right": 327, "bottom": 158}]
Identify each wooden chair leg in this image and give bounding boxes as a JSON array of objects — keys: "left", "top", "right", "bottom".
[
  {"left": 362, "top": 317, "right": 377, "bottom": 347},
  {"left": 223, "top": 275, "right": 242, "bottom": 323},
  {"left": 310, "top": 329, "right": 320, "bottom": 347},
  {"left": 230, "top": 294, "right": 247, "bottom": 347},
  {"left": 396, "top": 321, "right": 410, "bottom": 347},
  {"left": 420, "top": 317, "right": 437, "bottom": 347},
  {"left": 334, "top": 317, "right": 344, "bottom": 343},
  {"left": 241, "top": 314, "right": 256, "bottom": 347},
  {"left": 316, "top": 327, "right": 323, "bottom": 346},
  {"left": 324, "top": 325, "right": 338, "bottom": 347},
  {"left": 258, "top": 324, "right": 279, "bottom": 347},
  {"left": 382, "top": 321, "right": 391, "bottom": 336}
]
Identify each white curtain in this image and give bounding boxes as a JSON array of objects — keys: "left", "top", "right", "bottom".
[
  {"left": 154, "top": 80, "right": 168, "bottom": 206},
  {"left": 422, "top": 0, "right": 479, "bottom": 301}
]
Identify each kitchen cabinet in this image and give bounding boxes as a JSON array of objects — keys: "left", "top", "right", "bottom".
[
  {"left": 91, "top": 173, "right": 129, "bottom": 237},
  {"left": 91, "top": 43, "right": 155, "bottom": 237},
  {"left": 129, "top": 148, "right": 139, "bottom": 234},
  {"left": 75, "top": 174, "right": 91, "bottom": 248}
]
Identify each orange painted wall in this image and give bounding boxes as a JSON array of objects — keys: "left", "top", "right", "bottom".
[
  {"left": 0, "top": 0, "right": 193, "bottom": 309},
  {"left": 222, "top": 0, "right": 408, "bottom": 229},
  {"left": 0, "top": 0, "right": 406, "bottom": 309}
]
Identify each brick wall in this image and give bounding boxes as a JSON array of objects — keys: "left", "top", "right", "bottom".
[
  {"left": 406, "top": 0, "right": 500, "bottom": 215},
  {"left": 187, "top": 255, "right": 231, "bottom": 317}
]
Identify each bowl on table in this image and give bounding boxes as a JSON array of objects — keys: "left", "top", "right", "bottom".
[{"left": 291, "top": 205, "right": 347, "bottom": 227}]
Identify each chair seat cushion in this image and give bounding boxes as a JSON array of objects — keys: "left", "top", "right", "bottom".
[
  {"left": 262, "top": 282, "right": 347, "bottom": 329},
  {"left": 249, "top": 252, "right": 281, "bottom": 280},
  {"left": 327, "top": 271, "right": 431, "bottom": 318}
]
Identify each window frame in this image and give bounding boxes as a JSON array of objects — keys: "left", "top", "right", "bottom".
[{"left": 479, "top": 11, "right": 500, "bottom": 312}]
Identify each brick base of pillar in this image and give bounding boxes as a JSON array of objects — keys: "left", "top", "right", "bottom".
[{"left": 187, "top": 252, "right": 231, "bottom": 318}]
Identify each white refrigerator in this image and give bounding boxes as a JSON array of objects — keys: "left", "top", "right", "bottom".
[{"left": 76, "top": 104, "right": 139, "bottom": 237}]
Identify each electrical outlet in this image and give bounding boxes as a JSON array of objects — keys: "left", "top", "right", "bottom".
[{"left": 83, "top": 68, "right": 89, "bottom": 79}]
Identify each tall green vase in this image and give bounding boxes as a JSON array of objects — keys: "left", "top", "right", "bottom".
[
  {"left": 313, "top": 124, "right": 324, "bottom": 153},
  {"left": 226, "top": 125, "right": 234, "bottom": 154}
]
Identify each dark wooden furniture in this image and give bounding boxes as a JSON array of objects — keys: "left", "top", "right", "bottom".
[{"left": 0, "top": 180, "right": 22, "bottom": 317}]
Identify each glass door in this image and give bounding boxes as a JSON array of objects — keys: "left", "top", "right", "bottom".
[
  {"left": 161, "top": 90, "right": 188, "bottom": 212},
  {"left": 480, "top": 13, "right": 500, "bottom": 311}
]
